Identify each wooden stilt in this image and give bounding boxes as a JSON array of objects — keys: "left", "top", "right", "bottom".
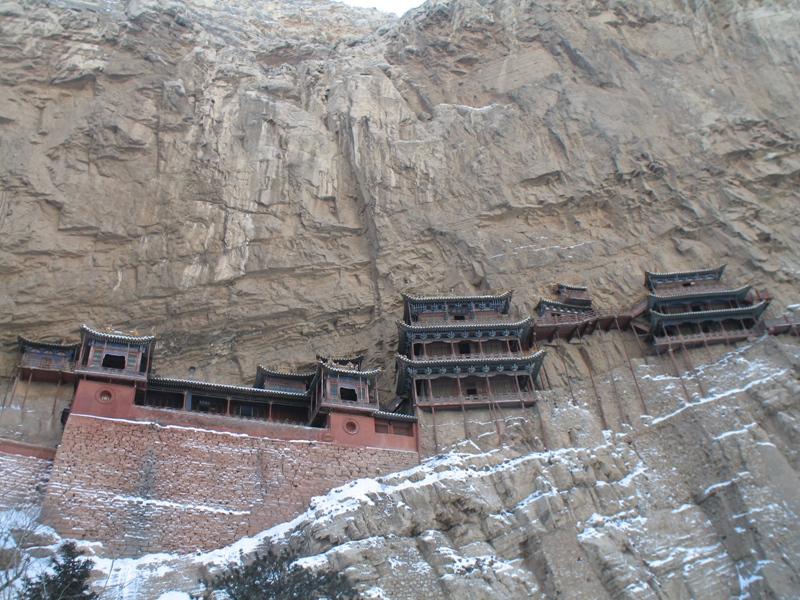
[
  {"left": 52, "top": 374, "right": 63, "bottom": 416},
  {"left": 431, "top": 405, "right": 440, "bottom": 454},
  {"left": 555, "top": 330, "right": 577, "bottom": 406},
  {"left": 614, "top": 317, "right": 648, "bottom": 414},
  {"left": 680, "top": 343, "right": 706, "bottom": 398},
  {"left": 455, "top": 377, "right": 470, "bottom": 441},
  {"left": 667, "top": 348, "right": 692, "bottom": 404},
  {"left": 598, "top": 330, "right": 627, "bottom": 424},
  {"left": 20, "top": 371, "right": 33, "bottom": 413},
  {"left": 630, "top": 324, "right": 650, "bottom": 366},
  {"left": 577, "top": 327, "right": 609, "bottom": 431},
  {"left": 486, "top": 378, "right": 504, "bottom": 445},
  {"left": 5, "top": 373, "right": 19, "bottom": 409}
]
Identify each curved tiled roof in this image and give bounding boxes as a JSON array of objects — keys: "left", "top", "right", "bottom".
[
  {"left": 316, "top": 353, "right": 364, "bottom": 364},
  {"left": 535, "top": 299, "right": 594, "bottom": 313},
  {"left": 646, "top": 285, "right": 752, "bottom": 310},
  {"left": 396, "top": 317, "right": 532, "bottom": 333},
  {"left": 319, "top": 362, "right": 381, "bottom": 377},
  {"left": 557, "top": 283, "right": 588, "bottom": 291},
  {"left": 81, "top": 324, "right": 156, "bottom": 344},
  {"left": 255, "top": 365, "right": 316, "bottom": 380},
  {"left": 645, "top": 265, "right": 726, "bottom": 288},
  {"left": 373, "top": 411, "right": 417, "bottom": 422},
  {"left": 648, "top": 300, "right": 770, "bottom": 334},
  {"left": 401, "top": 290, "right": 513, "bottom": 303},
  {"left": 395, "top": 348, "right": 546, "bottom": 368},
  {"left": 18, "top": 335, "right": 80, "bottom": 352},
  {"left": 148, "top": 376, "right": 310, "bottom": 399}
]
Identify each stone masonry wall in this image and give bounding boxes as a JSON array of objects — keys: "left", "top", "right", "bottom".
[
  {"left": 0, "top": 451, "right": 52, "bottom": 509},
  {"left": 41, "top": 415, "right": 419, "bottom": 557}
]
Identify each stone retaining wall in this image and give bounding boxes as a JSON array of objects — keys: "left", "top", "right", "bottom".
[{"left": 42, "top": 415, "right": 419, "bottom": 557}]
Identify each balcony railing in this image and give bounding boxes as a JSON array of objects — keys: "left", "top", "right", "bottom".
[
  {"left": 20, "top": 355, "right": 74, "bottom": 372},
  {"left": 653, "top": 327, "right": 755, "bottom": 351},
  {"left": 414, "top": 314, "right": 514, "bottom": 325},
  {"left": 416, "top": 392, "right": 536, "bottom": 408},
  {"left": 417, "top": 349, "right": 537, "bottom": 360},
  {"left": 74, "top": 364, "right": 147, "bottom": 379}
]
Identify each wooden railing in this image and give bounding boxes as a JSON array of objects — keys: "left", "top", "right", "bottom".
[
  {"left": 416, "top": 392, "right": 535, "bottom": 407},
  {"left": 21, "top": 355, "right": 73, "bottom": 371},
  {"left": 74, "top": 364, "right": 147, "bottom": 379},
  {"left": 420, "top": 349, "right": 537, "bottom": 360},
  {"left": 415, "top": 314, "right": 514, "bottom": 325}
]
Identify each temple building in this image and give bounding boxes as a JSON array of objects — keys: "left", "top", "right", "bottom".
[
  {"left": 394, "top": 291, "right": 546, "bottom": 414},
  {"left": 531, "top": 284, "right": 633, "bottom": 341},
  {"left": 633, "top": 265, "right": 772, "bottom": 353}
]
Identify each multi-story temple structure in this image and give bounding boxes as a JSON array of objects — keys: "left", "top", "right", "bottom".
[
  {"left": 394, "top": 291, "right": 546, "bottom": 414},
  {"left": 530, "top": 284, "right": 634, "bottom": 341},
  {"left": 633, "top": 265, "right": 773, "bottom": 353},
  {"left": 10, "top": 325, "right": 417, "bottom": 453}
]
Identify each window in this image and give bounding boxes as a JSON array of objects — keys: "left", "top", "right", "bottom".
[
  {"left": 466, "top": 387, "right": 478, "bottom": 396},
  {"left": 102, "top": 354, "right": 126, "bottom": 370},
  {"left": 375, "top": 422, "right": 390, "bottom": 434},
  {"left": 413, "top": 344, "right": 424, "bottom": 357},
  {"left": 459, "top": 341, "right": 471, "bottom": 355},
  {"left": 340, "top": 387, "right": 358, "bottom": 401},
  {"left": 454, "top": 315, "right": 466, "bottom": 321}
]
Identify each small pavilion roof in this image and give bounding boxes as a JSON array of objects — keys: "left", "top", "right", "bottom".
[
  {"left": 18, "top": 335, "right": 80, "bottom": 353},
  {"left": 556, "top": 283, "right": 588, "bottom": 292},
  {"left": 644, "top": 265, "right": 726, "bottom": 290},
  {"left": 80, "top": 324, "right": 156, "bottom": 345},
  {"left": 316, "top": 353, "right": 364, "bottom": 369},
  {"left": 319, "top": 362, "right": 381, "bottom": 378},
  {"left": 535, "top": 298, "right": 594, "bottom": 315},
  {"left": 373, "top": 410, "right": 417, "bottom": 423},
  {"left": 254, "top": 365, "right": 317, "bottom": 390},
  {"left": 401, "top": 290, "right": 513, "bottom": 321}
]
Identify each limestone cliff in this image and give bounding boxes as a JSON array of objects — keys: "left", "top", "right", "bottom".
[
  {"left": 1, "top": 0, "right": 799, "bottom": 388},
  {"left": 2, "top": 0, "right": 800, "bottom": 598}
]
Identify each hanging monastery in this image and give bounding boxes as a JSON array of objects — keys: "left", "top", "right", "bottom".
[{"left": 1, "top": 265, "right": 798, "bottom": 557}]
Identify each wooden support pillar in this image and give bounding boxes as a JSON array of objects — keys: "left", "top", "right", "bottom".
[
  {"left": 680, "top": 343, "right": 706, "bottom": 398},
  {"left": 52, "top": 374, "right": 63, "bottom": 416},
  {"left": 226, "top": 397, "right": 231, "bottom": 416},
  {"left": 667, "top": 348, "right": 692, "bottom": 404},
  {"left": 614, "top": 317, "right": 648, "bottom": 414},
  {"left": 485, "top": 376, "right": 504, "bottom": 446},
  {"left": 576, "top": 328, "right": 609, "bottom": 431},
  {"left": 630, "top": 324, "right": 650, "bottom": 366},
  {"left": 598, "top": 331, "right": 627, "bottom": 425},
  {"left": 4, "top": 372, "right": 20, "bottom": 409},
  {"left": 20, "top": 370, "right": 33, "bottom": 413},
  {"left": 555, "top": 330, "right": 577, "bottom": 406},
  {"left": 430, "top": 404, "right": 440, "bottom": 454},
  {"left": 455, "top": 376, "right": 470, "bottom": 440}
]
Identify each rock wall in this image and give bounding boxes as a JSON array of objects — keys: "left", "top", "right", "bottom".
[
  {"left": 41, "top": 414, "right": 419, "bottom": 556},
  {"left": 0, "top": 451, "right": 51, "bottom": 510},
  {"left": 1, "top": 0, "right": 798, "bottom": 394}
]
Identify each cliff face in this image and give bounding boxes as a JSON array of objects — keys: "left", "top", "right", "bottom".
[
  {"left": 3, "top": 1, "right": 800, "bottom": 598},
  {"left": 1, "top": 0, "right": 799, "bottom": 385}
]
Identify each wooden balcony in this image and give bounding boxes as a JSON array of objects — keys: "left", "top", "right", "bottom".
[
  {"left": 532, "top": 308, "right": 634, "bottom": 341},
  {"left": 416, "top": 392, "right": 536, "bottom": 410},
  {"left": 414, "top": 314, "right": 513, "bottom": 326},
  {"left": 652, "top": 327, "right": 756, "bottom": 353},
  {"left": 74, "top": 363, "right": 148, "bottom": 381},
  {"left": 21, "top": 355, "right": 74, "bottom": 372}
]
